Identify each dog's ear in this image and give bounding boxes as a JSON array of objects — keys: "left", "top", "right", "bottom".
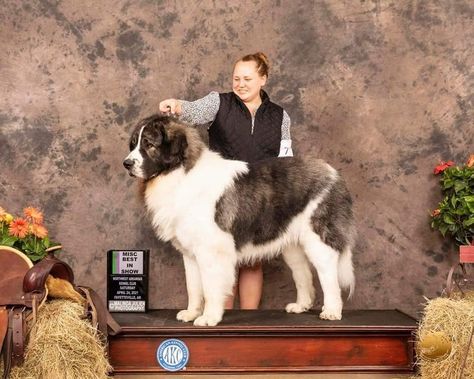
[
  {"left": 162, "top": 127, "right": 187, "bottom": 166},
  {"left": 170, "top": 132, "right": 187, "bottom": 157},
  {"left": 160, "top": 124, "right": 168, "bottom": 146}
]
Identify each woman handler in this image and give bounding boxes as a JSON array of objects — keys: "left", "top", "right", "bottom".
[{"left": 159, "top": 52, "right": 293, "bottom": 309}]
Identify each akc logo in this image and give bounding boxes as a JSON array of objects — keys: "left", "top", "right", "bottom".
[{"left": 156, "top": 338, "right": 189, "bottom": 371}]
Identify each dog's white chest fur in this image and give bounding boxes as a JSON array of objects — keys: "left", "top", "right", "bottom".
[{"left": 144, "top": 150, "right": 247, "bottom": 250}]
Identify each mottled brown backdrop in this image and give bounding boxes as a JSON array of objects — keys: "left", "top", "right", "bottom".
[{"left": 1, "top": 0, "right": 473, "bottom": 318}]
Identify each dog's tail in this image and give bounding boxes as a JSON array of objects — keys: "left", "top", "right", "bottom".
[{"left": 338, "top": 246, "right": 355, "bottom": 300}]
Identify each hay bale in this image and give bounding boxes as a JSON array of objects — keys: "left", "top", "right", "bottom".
[
  {"left": 415, "top": 294, "right": 474, "bottom": 379},
  {"left": 5, "top": 299, "right": 112, "bottom": 379}
]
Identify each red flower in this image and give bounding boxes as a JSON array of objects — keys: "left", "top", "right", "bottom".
[
  {"left": 433, "top": 161, "right": 454, "bottom": 175},
  {"left": 431, "top": 209, "right": 441, "bottom": 217},
  {"left": 31, "top": 223, "right": 48, "bottom": 238},
  {"left": 9, "top": 218, "right": 29, "bottom": 238},
  {"left": 23, "top": 207, "right": 44, "bottom": 224}
]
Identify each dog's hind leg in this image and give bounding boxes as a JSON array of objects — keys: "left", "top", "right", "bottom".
[
  {"left": 192, "top": 244, "right": 237, "bottom": 326},
  {"left": 301, "top": 233, "right": 343, "bottom": 320},
  {"left": 176, "top": 254, "right": 204, "bottom": 322},
  {"left": 282, "top": 244, "right": 315, "bottom": 313}
]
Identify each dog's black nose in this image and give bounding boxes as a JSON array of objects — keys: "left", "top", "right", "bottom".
[{"left": 123, "top": 159, "right": 134, "bottom": 169}]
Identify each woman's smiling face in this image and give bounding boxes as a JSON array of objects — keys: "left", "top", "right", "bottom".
[{"left": 232, "top": 60, "right": 267, "bottom": 104}]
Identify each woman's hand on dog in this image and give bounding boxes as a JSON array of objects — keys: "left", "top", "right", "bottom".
[{"left": 159, "top": 99, "right": 182, "bottom": 115}]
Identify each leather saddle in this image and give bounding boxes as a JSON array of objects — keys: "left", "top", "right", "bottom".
[
  {"left": 0, "top": 246, "right": 74, "bottom": 378},
  {"left": 0, "top": 246, "right": 120, "bottom": 378}
]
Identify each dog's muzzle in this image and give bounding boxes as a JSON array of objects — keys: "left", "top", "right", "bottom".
[
  {"left": 123, "top": 159, "right": 134, "bottom": 170},
  {"left": 123, "top": 159, "right": 136, "bottom": 177}
]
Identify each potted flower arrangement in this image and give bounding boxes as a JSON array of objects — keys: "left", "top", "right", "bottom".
[
  {"left": 0, "top": 205, "right": 61, "bottom": 262},
  {"left": 430, "top": 155, "right": 474, "bottom": 263}
]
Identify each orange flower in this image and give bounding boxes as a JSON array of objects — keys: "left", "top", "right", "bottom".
[
  {"left": 431, "top": 209, "right": 441, "bottom": 217},
  {"left": 467, "top": 154, "right": 474, "bottom": 168},
  {"left": 24, "top": 207, "right": 44, "bottom": 224},
  {"left": 9, "top": 218, "right": 30, "bottom": 238},
  {"left": 31, "top": 223, "right": 48, "bottom": 238}
]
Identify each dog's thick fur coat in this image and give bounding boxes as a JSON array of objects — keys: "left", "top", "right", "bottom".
[{"left": 124, "top": 115, "right": 356, "bottom": 326}]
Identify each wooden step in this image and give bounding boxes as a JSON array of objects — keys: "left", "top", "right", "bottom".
[{"left": 109, "top": 309, "right": 417, "bottom": 374}]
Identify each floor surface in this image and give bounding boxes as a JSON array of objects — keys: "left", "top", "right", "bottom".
[{"left": 115, "top": 374, "right": 414, "bottom": 378}]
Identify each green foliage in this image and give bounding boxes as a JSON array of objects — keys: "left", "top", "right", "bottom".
[{"left": 431, "top": 161, "right": 474, "bottom": 246}]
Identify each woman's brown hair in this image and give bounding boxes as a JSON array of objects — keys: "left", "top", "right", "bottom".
[{"left": 238, "top": 52, "right": 270, "bottom": 78}]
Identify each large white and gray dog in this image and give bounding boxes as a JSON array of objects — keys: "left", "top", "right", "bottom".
[{"left": 124, "top": 115, "right": 356, "bottom": 326}]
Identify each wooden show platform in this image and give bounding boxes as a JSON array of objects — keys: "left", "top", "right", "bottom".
[{"left": 109, "top": 309, "right": 417, "bottom": 374}]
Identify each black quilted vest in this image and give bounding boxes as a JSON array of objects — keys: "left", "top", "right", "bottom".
[{"left": 209, "top": 91, "right": 283, "bottom": 163}]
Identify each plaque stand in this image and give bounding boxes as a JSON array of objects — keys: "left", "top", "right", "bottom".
[
  {"left": 109, "top": 309, "right": 417, "bottom": 374},
  {"left": 107, "top": 250, "right": 149, "bottom": 313}
]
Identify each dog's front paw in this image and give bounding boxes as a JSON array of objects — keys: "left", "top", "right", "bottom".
[
  {"left": 193, "top": 314, "right": 222, "bottom": 327},
  {"left": 285, "top": 302, "right": 311, "bottom": 313},
  {"left": 176, "top": 309, "right": 201, "bottom": 322},
  {"left": 319, "top": 306, "right": 342, "bottom": 321}
]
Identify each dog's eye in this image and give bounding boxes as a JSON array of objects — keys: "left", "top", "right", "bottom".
[{"left": 142, "top": 138, "right": 154, "bottom": 149}]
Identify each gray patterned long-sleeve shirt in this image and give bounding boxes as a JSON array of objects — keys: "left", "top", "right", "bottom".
[{"left": 179, "top": 91, "right": 293, "bottom": 157}]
